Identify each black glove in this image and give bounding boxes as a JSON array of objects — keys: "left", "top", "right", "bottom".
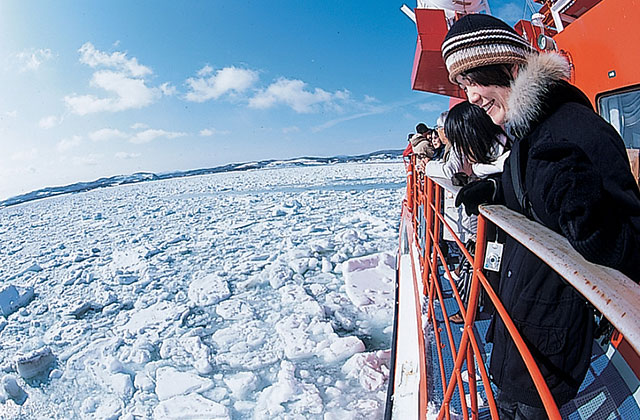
[
  {"left": 451, "top": 172, "right": 470, "bottom": 187},
  {"left": 451, "top": 172, "right": 479, "bottom": 187},
  {"left": 455, "top": 179, "right": 496, "bottom": 216}
]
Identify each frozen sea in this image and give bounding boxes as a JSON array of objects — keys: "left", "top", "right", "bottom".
[{"left": 0, "top": 161, "right": 405, "bottom": 419}]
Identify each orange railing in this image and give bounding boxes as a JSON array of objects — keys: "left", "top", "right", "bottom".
[{"left": 402, "top": 155, "right": 640, "bottom": 419}]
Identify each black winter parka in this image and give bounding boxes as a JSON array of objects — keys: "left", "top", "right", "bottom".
[{"left": 487, "top": 53, "right": 640, "bottom": 407}]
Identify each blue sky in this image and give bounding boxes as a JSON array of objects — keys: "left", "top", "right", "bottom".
[{"left": 0, "top": 0, "right": 531, "bottom": 199}]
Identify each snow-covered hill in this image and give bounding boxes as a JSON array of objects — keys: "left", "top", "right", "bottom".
[
  {"left": 0, "top": 161, "right": 404, "bottom": 419},
  {"left": 0, "top": 150, "right": 402, "bottom": 208}
]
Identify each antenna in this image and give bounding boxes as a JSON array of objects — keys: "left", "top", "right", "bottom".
[{"left": 400, "top": 4, "right": 416, "bottom": 23}]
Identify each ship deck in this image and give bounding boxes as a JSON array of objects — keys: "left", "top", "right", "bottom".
[{"left": 426, "top": 261, "right": 640, "bottom": 419}]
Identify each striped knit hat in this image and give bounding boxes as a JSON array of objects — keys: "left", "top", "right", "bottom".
[{"left": 442, "top": 14, "right": 533, "bottom": 83}]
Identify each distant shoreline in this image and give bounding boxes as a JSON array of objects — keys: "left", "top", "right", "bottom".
[{"left": 0, "top": 150, "right": 403, "bottom": 208}]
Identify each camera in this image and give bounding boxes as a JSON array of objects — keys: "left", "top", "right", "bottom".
[{"left": 483, "top": 242, "right": 503, "bottom": 272}]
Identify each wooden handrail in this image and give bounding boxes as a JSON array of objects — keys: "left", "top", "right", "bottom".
[
  {"left": 427, "top": 173, "right": 640, "bottom": 356},
  {"left": 479, "top": 204, "right": 640, "bottom": 355}
]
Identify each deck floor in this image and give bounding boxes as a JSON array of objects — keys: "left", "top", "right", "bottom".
[{"left": 425, "top": 265, "right": 640, "bottom": 419}]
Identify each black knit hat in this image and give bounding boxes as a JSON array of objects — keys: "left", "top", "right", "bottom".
[
  {"left": 442, "top": 14, "right": 532, "bottom": 83},
  {"left": 416, "top": 123, "right": 429, "bottom": 134}
]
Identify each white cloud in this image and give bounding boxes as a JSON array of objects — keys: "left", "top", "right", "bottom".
[
  {"left": 495, "top": 2, "right": 523, "bottom": 25},
  {"left": 16, "top": 48, "right": 53, "bottom": 71},
  {"left": 131, "top": 122, "right": 149, "bottom": 130},
  {"left": 160, "top": 82, "right": 177, "bottom": 96},
  {"left": 78, "top": 42, "right": 151, "bottom": 77},
  {"left": 129, "top": 129, "right": 186, "bottom": 144},
  {"left": 39, "top": 115, "right": 63, "bottom": 129},
  {"left": 249, "top": 78, "right": 351, "bottom": 114},
  {"left": 282, "top": 126, "right": 300, "bottom": 134},
  {"left": 185, "top": 66, "right": 259, "bottom": 102},
  {"left": 72, "top": 153, "right": 102, "bottom": 166},
  {"left": 199, "top": 128, "right": 231, "bottom": 137},
  {"left": 65, "top": 43, "right": 174, "bottom": 116},
  {"left": 11, "top": 148, "right": 38, "bottom": 161},
  {"left": 57, "top": 135, "right": 83, "bottom": 152},
  {"left": 65, "top": 70, "right": 160, "bottom": 115},
  {"left": 418, "top": 101, "right": 443, "bottom": 112},
  {"left": 89, "top": 128, "right": 127, "bottom": 142},
  {"left": 115, "top": 152, "right": 141, "bottom": 159},
  {"left": 364, "top": 95, "right": 378, "bottom": 103},
  {"left": 5, "top": 111, "right": 18, "bottom": 118},
  {"left": 197, "top": 65, "right": 214, "bottom": 77}
]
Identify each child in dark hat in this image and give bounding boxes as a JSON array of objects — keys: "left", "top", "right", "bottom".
[{"left": 416, "top": 122, "right": 429, "bottom": 134}]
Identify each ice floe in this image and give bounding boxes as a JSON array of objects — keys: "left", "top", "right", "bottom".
[
  {"left": 0, "top": 161, "right": 403, "bottom": 418},
  {"left": 0, "top": 285, "right": 35, "bottom": 318},
  {"left": 188, "top": 273, "right": 231, "bottom": 306},
  {"left": 15, "top": 346, "right": 56, "bottom": 379}
]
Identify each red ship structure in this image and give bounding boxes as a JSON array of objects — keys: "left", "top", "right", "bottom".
[{"left": 386, "top": 0, "right": 640, "bottom": 418}]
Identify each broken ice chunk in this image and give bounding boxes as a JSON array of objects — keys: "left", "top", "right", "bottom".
[
  {"left": 24, "top": 263, "right": 43, "bottom": 273},
  {"left": 155, "top": 367, "right": 214, "bottom": 401},
  {"left": 15, "top": 346, "right": 56, "bottom": 379},
  {"left": 153, "top": 393, "right": 229, "bottom": 419},
  {"left": 2, "top": 374, "right": 27, "bottom": 405},
  {"left": 0, "top": 285, "right": 35, "bottom": 318},
  {"left": 223, "top": 372, "right": 257, "bottom": 400},
  {"left": 188, "top": 273, "right": 231, "bottom": 306}
]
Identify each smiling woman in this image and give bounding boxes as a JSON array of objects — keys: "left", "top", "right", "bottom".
[
  {"left": 441, "top": 13, "right": 640, "bottom": 418},
  {"left": 454, "top": 75, "right": 512, "bottom": 126}
]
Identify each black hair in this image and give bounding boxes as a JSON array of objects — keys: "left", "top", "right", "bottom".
[
  {"left": 444, "top": 102, "right": 509, "bottom": 164},
  {"left": 415, "top": 123, "right": 429, "bottom": 134},
  {"left": 459, "top": 64, "right": 514, "bottom": 88},
  {"left": 407, "top": 133, "right": 414, "bottom": 141}
]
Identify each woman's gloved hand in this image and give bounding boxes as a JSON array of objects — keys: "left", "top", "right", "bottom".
[{"left": 454, "top": 179, "right": 497, "bottom": 216}]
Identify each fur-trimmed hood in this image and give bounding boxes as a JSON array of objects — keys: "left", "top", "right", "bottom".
[{"left": 506, "top": 52, "right": 590, "bottom": 139}]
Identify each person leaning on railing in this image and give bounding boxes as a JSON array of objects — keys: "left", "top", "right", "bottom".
[
  {"left": 446, "top": 102, "right": 512, "bottom": 179},
  {"left": 409, "top": 131, "right": 436, "bottom": 165},
  {"left": 420, "top": 114, "right": 472, "bottom": 179},
  {"left": 444, "top": 101, "right": 513, "bottom": 323},
  {"left": 441, "top": 14, "right": 640, "bottom": 419},
  {"left": 429, "top": 128, "right": 445, "bottom": 161},
  {"left": 424, "top": 111, "right": 475, "bottom": 249}
]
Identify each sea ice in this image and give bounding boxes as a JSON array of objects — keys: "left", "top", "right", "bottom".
[
  {"left": 119, "top": 300, "right": 184, "bottom": 335},
  {"left": 1, "top": 375, "right": 27, "bottom": 405},
  {"left": 342, "top": 349, "right": 391, "bottom": 391},
  {"left": 154, "top": 366, "right": 214, "bottom": 401},
  {"left": 343, "top": 252, "right": 395, "bottom": 318},
  {"left": 188, "top": 273, "right": 231, "bottom": 306},
  {"left": 223, "top": 371, "right": 258, "bottom": 399},
  {"left": 153, "top": 393, "right": 230, "bottom": 419},
  {"left": 254, "top": 360, "right": 323, "bottom": 419},
  {"left": 15, "top": 346, "right": 56, "bottom": 379},
  {"left": 0, "top": 161, "right": 404, "bottom": 418},
  {"left": 0, "top": 285, "right": 35, "bottom": 318}
]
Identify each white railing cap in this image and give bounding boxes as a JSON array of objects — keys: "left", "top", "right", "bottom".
[{"left": 479, "top": 204, "right": 640, "bottom": 355}]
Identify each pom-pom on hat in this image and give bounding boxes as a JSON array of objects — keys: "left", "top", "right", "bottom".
[{"left": 441, "top": 14, "right": 533, "bottom": 84}]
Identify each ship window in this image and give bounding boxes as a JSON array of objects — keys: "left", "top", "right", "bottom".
[{"left": 599, "top": 88, "right": 640, "bottom": 149}]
